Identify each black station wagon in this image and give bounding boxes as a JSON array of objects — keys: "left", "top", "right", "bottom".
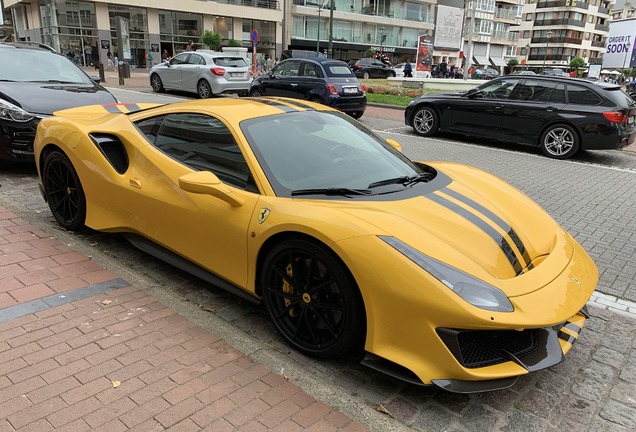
[
  {"left": 405, "top": 76, "right": 636, "bottom": 159},
  {"left": 249, "top": 57, "right": 366, "bottom": 119}
]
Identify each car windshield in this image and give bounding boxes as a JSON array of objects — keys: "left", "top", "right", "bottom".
[
  {"left": 241, "top": 111, "right": 424, "bottom": 197},
  {"left": 0, "top": 49, "right": 92, "bottom": 84}
]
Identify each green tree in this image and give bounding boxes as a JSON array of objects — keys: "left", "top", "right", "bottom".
[
  {"left": 226, "top": 39, "right": 242, "bottom": 47},
  {"left": 507, "top": 59, "right": 518, "bottom": 68},
  {"left": 201, "top": 30, "right": 222, "bottom": 51},
  {"left": 363, "top": 49, "right": 376, "bottom": 58},
  {"left": 569, "top": 56, "right": 585, "bottom": 77}
]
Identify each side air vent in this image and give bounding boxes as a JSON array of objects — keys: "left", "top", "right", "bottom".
[{"left": 89, "top": 133, "right": 129, "bottom": 174}]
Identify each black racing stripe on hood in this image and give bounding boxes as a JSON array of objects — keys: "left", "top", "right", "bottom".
[
  {"left": 244, "top": 98, "right": 299, "bottom": 112},
  {"left": 427, "top": 193, "right": 523, "bottom": 275},
  {"left": 121, "top": 103, "right": 143, "bottom": 113},
  {"left": 102, "top": 104, "right": 124, "bottom": 113},
  {"left": 267, "top": 98, "right": 317, "bottom": 111},
  {"left": 442, "top": 187, "right": 531, "bottom": 267}
]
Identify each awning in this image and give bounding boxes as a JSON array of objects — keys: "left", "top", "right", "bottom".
[
  {"left": 489, "top": 57, "right": 507, "bottom": 67},
  {"left": 473, "top": 56, "right": 489, "bottom": 66}
]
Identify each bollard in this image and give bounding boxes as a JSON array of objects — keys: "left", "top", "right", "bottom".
[
  {"left": 98, "top": 62, "right": 105, "bottom": 83},
  {"left": 118, "top": 61, "right": 125, "bottom": 85}
]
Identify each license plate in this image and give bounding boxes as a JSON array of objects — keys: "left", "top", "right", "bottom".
[
  {"left": 343, "top": 87, "right": 358, "bottom": 94},
  {"left": 230, "top": 72, "right": 243, "bottom": 77}
]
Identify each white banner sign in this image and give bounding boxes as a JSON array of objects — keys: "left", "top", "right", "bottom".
[{"left": 603, "top": 19, "right": 635, "bottom": 69}]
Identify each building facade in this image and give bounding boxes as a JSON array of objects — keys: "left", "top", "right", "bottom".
[{"left": 513, "top": 0, "right": 612, "bottom": 71}]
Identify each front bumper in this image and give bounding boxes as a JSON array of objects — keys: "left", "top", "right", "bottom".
[{"left": 0, "top": 119, "right": 39, "bottom": 161}]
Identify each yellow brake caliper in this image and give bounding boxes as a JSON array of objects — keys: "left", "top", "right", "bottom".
[{"left": 283, "top": 262, "right": 297, "bottom": 317}]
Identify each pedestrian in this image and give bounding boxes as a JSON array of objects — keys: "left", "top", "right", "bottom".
[
  {"left": 106, "top": 50, "right": 114, "bottom": 70},
  {"left": 403, "top": 59, "right": 413, "bottom": 78},
  {"left": 449, "top": 64, "right": 456, "bottom": 78},
  {"left": 186, "top": 40, "right": 194, "bottom": 51},
  {"left": 439, "top": 57, "right": 448, "bottom": 78},
  {"left": 84, "top": 45, "right": 92, "bottom": 67},
  {"left": 265, "top": 56, "right": 273, "bottom": 71}
]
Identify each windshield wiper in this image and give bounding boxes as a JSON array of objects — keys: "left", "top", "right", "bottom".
[
  {"left": 28, "top": 80, "right": 77, "bottom": 84},
  {"left": 368, "top": 172, "right": 433, "bottom": 189},
  {"left": 291, "top": 187, "right": 373, "bottom": 197}
]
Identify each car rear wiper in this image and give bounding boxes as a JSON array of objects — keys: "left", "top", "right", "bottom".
[
  {"left": 291, "top": 187, "right": 373, "bottom": 196},
  {"left": 368, "top": 172, "right": 434, "bottom": 188}
]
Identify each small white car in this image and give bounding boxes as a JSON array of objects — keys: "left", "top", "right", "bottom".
[{"left": 150, "top": 51, "right": 253, "bottom": 98}]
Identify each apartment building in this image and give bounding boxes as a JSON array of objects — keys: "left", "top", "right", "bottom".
[{"left": 513, "top": 0, "right": 612, "bottom": 71}]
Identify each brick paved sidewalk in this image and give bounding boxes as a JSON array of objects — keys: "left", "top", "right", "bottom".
[{"left": 0, "top": 205, "right": 368, "bottom": 431}]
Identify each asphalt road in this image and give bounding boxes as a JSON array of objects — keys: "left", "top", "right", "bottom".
[{"left": 1, "top": 88, "right": 635, "bottom": 431}]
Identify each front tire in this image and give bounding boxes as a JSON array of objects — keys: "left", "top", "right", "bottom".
[
  {"left": 540, "top": 124, "right": 579, "bottom": 159},
  {"left": 150, "top": 74, "right": 164, "bottom": 93},
  {"left": 349, "top": 111, "right": 363, "bottom": 119},
  {"left": 42, "top": 151, "right": 86, "bottom": 231},
  {"left": 250, "top": 88, "right": 264, "bottom": 97},
  {"left": 197, "top": 79, "right": 212, "bottom": 98},
  {"left": 412, "top": 106, "right": 439, "bottom": 136},
  {"left": 261, "top": 239, "right": 366, "bottom": 359},
  {"left": 362, "top": 71, "right": 370, "bottom": 80}
]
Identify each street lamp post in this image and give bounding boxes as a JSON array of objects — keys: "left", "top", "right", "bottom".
[
  {"left": 328, "top": 0, "right": 334, "bottom": 57},
  {"left": 379, "top": 26, "right": 385, "bottom": 55},
  {"left": 525, "top": 43, "right": 530, "bottom": 70},
  {"left": 316, "top": 3, "right": 322, "bottom": 54},
  {"left": 542, "top": 30, "right": 552, "bottom": 74}
]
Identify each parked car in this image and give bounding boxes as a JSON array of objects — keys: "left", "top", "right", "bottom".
[
  {"left": 34, "top": 97, "right": 596, "bottom": 392},
  {"left": 393, "top": 63, "right": 407, "bottom": 77},
  {"left": 405, "top": 75, "right": 636, "bottom": 159},
  {"left": 149, "top": 51, "right": 252, "bottom": 98},
  {"left": 0, "top": 41, "right": 117, "bottom": 162},
  {"left": 471, "top": 68, "right": 500, "bottom": 80},
  {"left": 249, "top": 57, "right": 366, "bottom": 118},
  {"left": 350, "top": 58, "right": 396, "bottom": 79},
  {"left": 512, "top": 70, "right": 537, "bottom": 76},
  {"left": 543, "top": 68, "right": 568, "bottom": 77}
]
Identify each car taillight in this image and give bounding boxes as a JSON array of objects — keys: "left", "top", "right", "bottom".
[
  {"left": 210, "top": 67, "right": 226, "bottom": 76},
  {"left": 603, "top": 111, "right": 628, "bottom": 124},
  {"left": 327, "top": 84, "right": 339, "bottom": 95}
]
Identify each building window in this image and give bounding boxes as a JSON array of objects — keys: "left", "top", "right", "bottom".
[{"left": 525, "top": 13, "right": 533, "bottom": 21}]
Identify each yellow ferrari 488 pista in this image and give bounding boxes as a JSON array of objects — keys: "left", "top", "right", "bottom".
[{"left": 33, "top": 98, "right": 597, "bottom": 393}]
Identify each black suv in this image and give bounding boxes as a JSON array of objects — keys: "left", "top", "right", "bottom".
[
  {"left": 350, "top": 58, "right": 396, "bottom": 79},
  {"left": 0, "top": 42, "right": 117, "bottom": 161},
  {"left": 249, "top": 57, "right": 366, "bottom": 118},
  {"left": 405, "top": 75, "right": 636, "bottom": 159}
]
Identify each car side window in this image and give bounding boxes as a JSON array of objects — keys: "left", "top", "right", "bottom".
[
  {"left": 549, "top": 84, "right": 566, "bottom": 103},
  {"left": 478, "top": 78, "right": 518, "bottom": 99},
  {"left": 135, "top": 115, "right": 166, "bottom": 145},
  {"left": 511, "top": 81, "right": 557, "bottom": 103},
  {"left": 301, "top": 62, "right": 320, "bottom": 77},
  {"left": 188, "top": 54, "right": 205, "bottom": 65},
  {"left": 567, "top": 84, "right": 602, "bottom": 105},
  {"left": 150, "top": 113, "right": 257, "bottom": 191},
  {"left": 273, "top": 60, "right": 301, "bottom": 77},
  {"left": 170, "top": 53, "right": 189, "bottom": 65}
]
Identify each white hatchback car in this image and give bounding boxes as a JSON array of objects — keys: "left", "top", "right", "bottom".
[{"left": 150, "top": 51, "right": 253, "bottom": 98}]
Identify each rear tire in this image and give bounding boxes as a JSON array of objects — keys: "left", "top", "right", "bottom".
[
  {"left": 540, "top": 124, "right": 579, "bottom": 159},
  {"left": 42, "top": 151, "right": 86, "bottom": 231},
  {"left": 197, "top": 80, "right": 212, "bottom": 98},
  {"left": 362, "top": 71, "right": 370, "bottom": 80},
  {"left": 250, "top": 89, "right": 264, "bottom": 97},
  {"left": 349, "top": 111, "right": 363, "bottom": 119},
  {"left": 309, "top": 97, "right": 323, "bottom": 105}
]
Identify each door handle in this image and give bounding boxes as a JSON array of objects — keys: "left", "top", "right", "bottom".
[
  {"left": 291, "top": 84, "right": 298, "bottom": 87},
  {"left": 129, "top": 178, "right": 142, "bottom": 189}
]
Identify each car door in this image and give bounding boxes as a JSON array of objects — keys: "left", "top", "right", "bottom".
[
  {"left": 501, "top": 79, "right": 567, "bottom": 142},
  {"left": 124, "top": 112, "right": 261, "bottom": 289},
  {"left": 261, "top": 60, "right": 302, "bottom": 97},
  {"left": 181, "top": 53, "right": 206, "bottom": 91},
  {"left": 449, "top": 78, "right": 519, "bottom": 137},
  {"left": 297, "top": 61, "right": 325, "bottom": 100},
  {"left": 162, "top": 53, "right": 189, "bottom": 88}
]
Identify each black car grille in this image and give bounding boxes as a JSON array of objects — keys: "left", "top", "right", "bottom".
[{"left": 439, "top": 328, "right": 540, "bottom": 369}]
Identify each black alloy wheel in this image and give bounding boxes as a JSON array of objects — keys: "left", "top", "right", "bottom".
[
  {"left": 43, "top": 151, "right": 86, "bottom": 231},
  {"left": 150, "top": 74, "right": 165, "bottom": 93},
  {"left": 261, "top": 239, "right": 365, "bottom": 359},
  {"left": 250, "top": 89, "right": 264, "bottom": 97}
]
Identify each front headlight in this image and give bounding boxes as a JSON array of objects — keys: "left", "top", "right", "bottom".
[
  {"left": 380, "top": 236, "right": 514, "bottom": 312},
  {"left": 0, "top": 99, "right": 35, "bottom": 122}
]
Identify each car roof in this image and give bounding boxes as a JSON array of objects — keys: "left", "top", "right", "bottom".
[
  {"left": 0, "top": 41, "right": 57, "bottom": 52},
  {"left": 281, "top": 57, "right": 348, "bottom": 65}
]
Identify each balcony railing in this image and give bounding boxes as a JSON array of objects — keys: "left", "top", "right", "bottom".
[
  {"left": 598, "top": 6, "right": 609, "bottom": 14},
  {"left": 591, "top": 40, "right": 605, "bottom": 47},
  {"left": 534, "top": 18, "right": 585, "bottom": 27},
  {"left": 531, "top": 36, "right": 583, "bottom": 44},
  {"left": 495, "top": 8, "right": 519, "bottom": 20},
  {"left": 492, "top": 30, "right": 519, "bottom": 43},
  {"left": 219, "top": 0, "right": 280, "bottom": 9},
  {"left": 537, "top": 0, "right": 588, "bottom": 9},
  {"left": 595, "top": 23, "right": 609, "bottom": 31}
]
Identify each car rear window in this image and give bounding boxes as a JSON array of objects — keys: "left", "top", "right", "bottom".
[
  {"left": 213, "top": 57, "right": 248, "bottom": 67},
  {"left": 325, "top": 63, "right": 356, "bottom": 77},
  {"left": 567, "top": 84, "right": 602, "bottom": 105}
]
